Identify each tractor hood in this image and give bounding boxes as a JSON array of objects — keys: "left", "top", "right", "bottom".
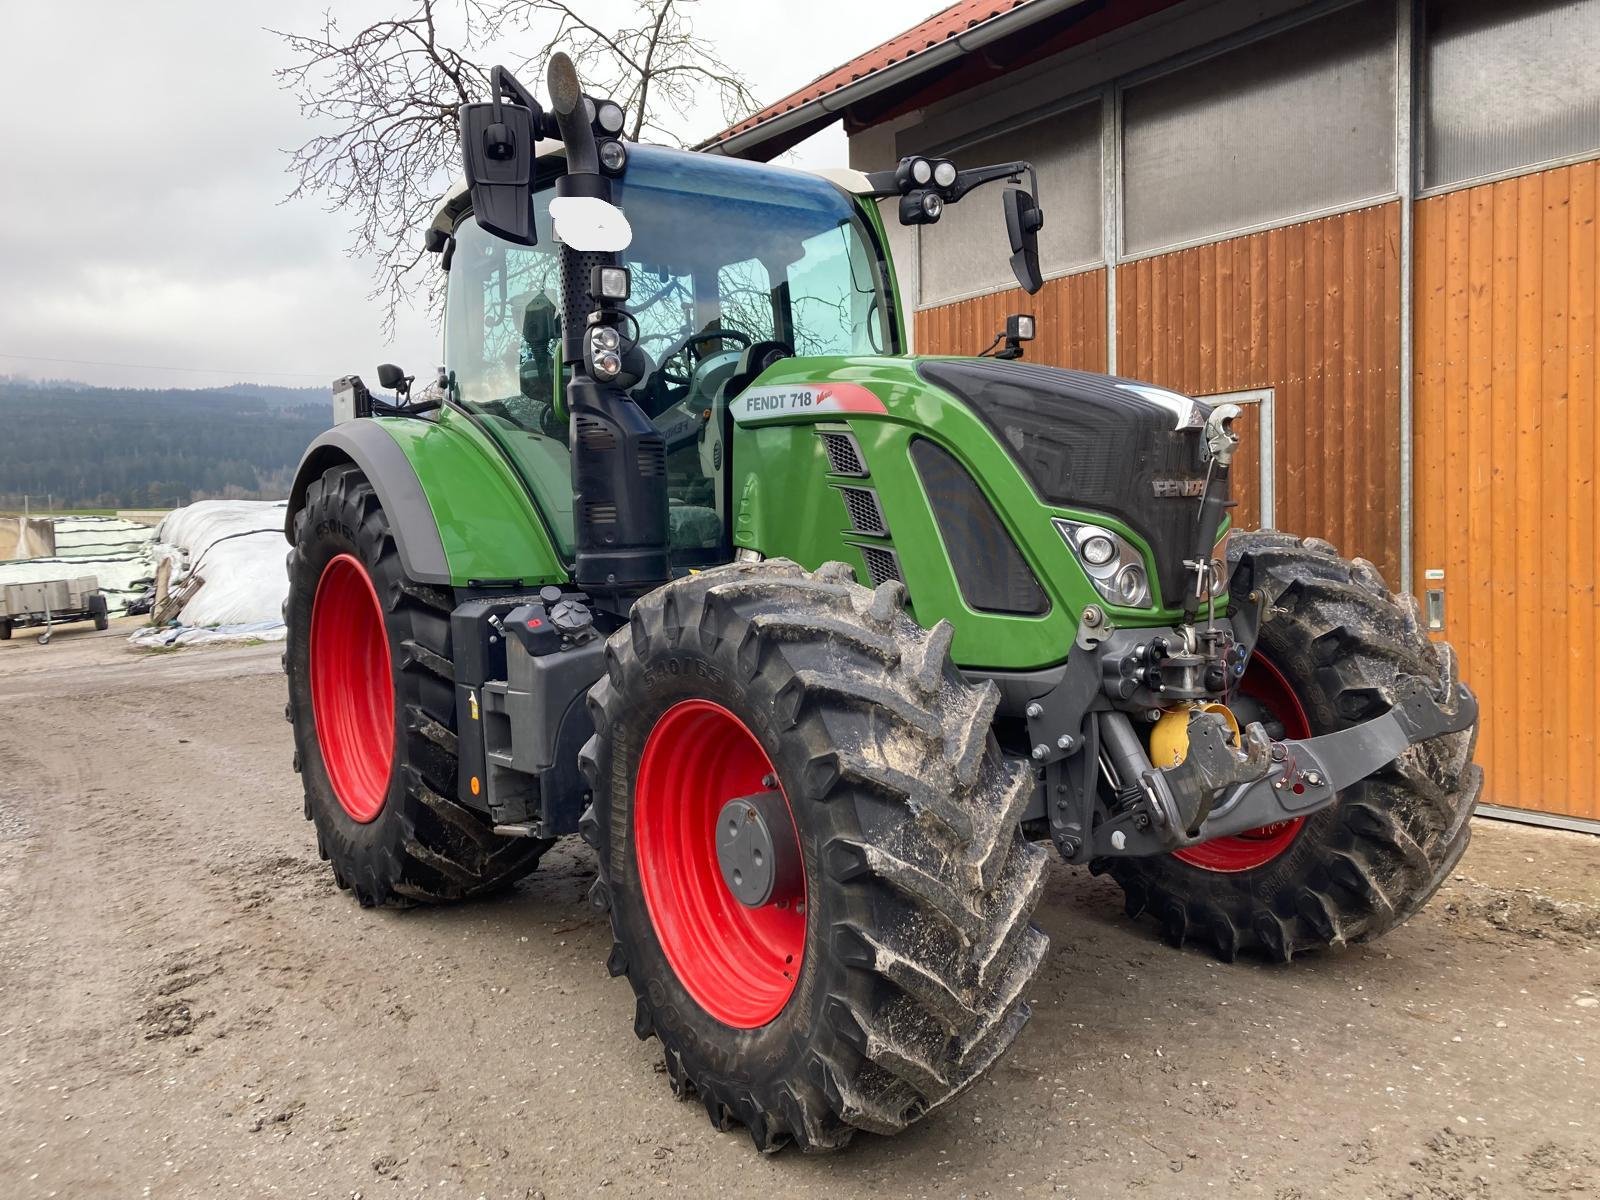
[{"left": 916, "top": 359, "right": 1217, "bottom": 609}]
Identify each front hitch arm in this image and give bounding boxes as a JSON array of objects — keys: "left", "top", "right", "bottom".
[{"left": 1090, "top": 677, "right": 1478, "bottom": 857}]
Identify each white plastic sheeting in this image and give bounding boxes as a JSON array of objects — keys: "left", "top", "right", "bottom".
[
  {"left": 0, "top": 517, "right": 158, "bottom": 615},
  {"left": 151, "top": 501, "right": 289, "bottom": 628},
  {"left": 128, "top": 620, "right": 286, "bottom": 648}
]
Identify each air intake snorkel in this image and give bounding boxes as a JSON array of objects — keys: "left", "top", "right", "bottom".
[{"left": 544, "top": 53, "right": 669, "bottom": 606}]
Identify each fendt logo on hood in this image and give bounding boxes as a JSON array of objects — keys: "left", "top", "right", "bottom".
[
  {"left": 730, "top": 382, "right": 886, "bottom": 425},
  {"left": 1151, "top": 478, "right": 1206, "bottom": 498}
]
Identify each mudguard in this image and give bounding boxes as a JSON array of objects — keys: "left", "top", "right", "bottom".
[{"left": 285, "top": 411, "right": 566, "bottom": 589}]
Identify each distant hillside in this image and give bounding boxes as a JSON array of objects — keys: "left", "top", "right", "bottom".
[{"left": 0, "top": 378, "right": 332, "bottom": 509}]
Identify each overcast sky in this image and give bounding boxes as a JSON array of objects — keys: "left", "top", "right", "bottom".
[{"left": 0, "top": 0, "right": 937, "bottom": 391}]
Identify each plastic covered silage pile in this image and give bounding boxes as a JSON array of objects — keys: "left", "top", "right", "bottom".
[{"left": 129, "top": 501, "right": 290, "bottom": 647}]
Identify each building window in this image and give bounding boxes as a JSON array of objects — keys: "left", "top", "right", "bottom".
[
  {"left": 1120, "top": 0, "right": 1396, "bottom": 257},
  {"left": 1422, "top": 0, "right": 1600, "bottom": 193},
  {"left": 907, "top": 102, "right": 1102, "bottom": 307}
]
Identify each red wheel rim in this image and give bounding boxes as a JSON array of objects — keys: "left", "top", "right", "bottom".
[
  {"left": 309, "top": 553, "right": 395, "bottom": 824},
  {"left": 634, "top": 699, "right": 805, "bottom": 1028},
  {"left": 1172, "top": 652, "right": 1310, "bottom": 873}
]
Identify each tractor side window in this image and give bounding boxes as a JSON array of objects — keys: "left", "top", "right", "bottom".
[
  {"left": 445, "top": 213, "right": 564, "bottom": 441},
  {"left": 787, "top": 223, "right": 887, "bottom": 356},
  {"left": 444, "top": 211, "right": 576, "bottom": 558}
]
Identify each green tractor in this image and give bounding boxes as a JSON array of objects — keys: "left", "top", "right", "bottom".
[{"left": 283, "top": 55, "right": 1480, "bottom": 1152}]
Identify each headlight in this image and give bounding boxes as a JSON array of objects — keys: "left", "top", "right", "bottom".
[
  {"left": 1053, "top": 518, "right": 1154, "bottom": 609},
  {"left": 1114, "top": 564, "right": 1147, "bottom": 605},
  {"left": 1081, "top": 534, "right": 1115, "bottom": 565}
]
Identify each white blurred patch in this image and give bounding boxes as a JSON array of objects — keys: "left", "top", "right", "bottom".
[{"left": 548, "top": 196, "right": 633, "bottom": 252}]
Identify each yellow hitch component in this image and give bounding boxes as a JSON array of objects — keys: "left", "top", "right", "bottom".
[{"left": 1149, "top": 701, "right": 1242, "bottom": 768}]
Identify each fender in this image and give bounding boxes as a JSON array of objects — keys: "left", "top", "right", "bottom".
[{"left": 285, "top": 411, "right": 566, "bottom": 588}]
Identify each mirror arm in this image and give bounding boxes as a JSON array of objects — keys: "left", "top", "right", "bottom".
[
  {"left": 489, "top": 65, "right": 544, "bottom": 126},
  {"left": 944, "top": 160, "right": 1036, "bottom": 204}
]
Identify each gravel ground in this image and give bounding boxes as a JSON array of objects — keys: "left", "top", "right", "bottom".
[{"left": 1, "top": 631, "right": 1597, "bottom": 1199}]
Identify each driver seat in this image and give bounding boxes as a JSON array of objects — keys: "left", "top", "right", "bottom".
[{"left": 718, "top": 340, "right": 793, "bottom": 405}]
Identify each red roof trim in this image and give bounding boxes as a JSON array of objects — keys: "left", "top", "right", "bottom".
[{"left": 708, "top": 0, "right": 1042, "bottom": 145}]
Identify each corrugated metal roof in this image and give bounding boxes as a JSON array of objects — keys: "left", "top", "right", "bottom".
[{"left": 713, "top": 0, "right": 1044, "bottom": 143}]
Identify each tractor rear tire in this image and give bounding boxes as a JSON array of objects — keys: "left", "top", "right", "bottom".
[
  {"left": 1098, "top": 532, "right": 1481, "bottom": 962},
  {"left": 285, "top": 463, "right": 552, "bottom": 907},
  {"left": 581, "top": 559, "right": 1049, "bottom": 1151}
]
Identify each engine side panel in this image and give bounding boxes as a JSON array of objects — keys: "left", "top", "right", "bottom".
[{"left": 727, "top": 355, "right": 1186, "bottom": 672}]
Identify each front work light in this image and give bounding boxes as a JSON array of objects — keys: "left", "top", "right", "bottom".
[
  {"left": 598, "top": 138, "right": 628, "bottom": 173},
  {"left": 1054, "top": 518, "right": 1154, "bottom": 608},
  {"left": 592, "top": 264, "right": 631, "bottom": 301}
]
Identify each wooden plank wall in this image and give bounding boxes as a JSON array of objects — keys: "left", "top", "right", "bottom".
[
  {"left": 1414, "top": 160, "right": 1599, "bottom": 820},
  {"left": 1115, "top": 203, "right": 1405, "bottom": 582},
  {"left": 914, "top": 269, "right": 1108, "bottom": 372}
]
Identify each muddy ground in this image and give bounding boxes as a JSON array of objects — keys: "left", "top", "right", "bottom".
[{"left": 2, "top": 625, "right": 1597, "bottom": 1199}]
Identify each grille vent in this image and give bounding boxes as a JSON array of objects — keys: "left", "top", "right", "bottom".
[
  {"left": 637, "top": 441, "right": 665, "bottom": 477},
  {"left": 818, "top": 430, "right": 867, "bottom": 477},
  {"left": 858, "top": 545, "right": 903, "bottom": 589},
  {"left": 909, "top": 437, "right": 1048, "bottom": 615},
  {"left": 577, "top": 416, "right": 616, "bottom": 451},
  {"left": 837, "top": 486, "right": 888, "bottom": 537},
  {"left": 585, "top": 501, "right": 617, "bottom": 526}
]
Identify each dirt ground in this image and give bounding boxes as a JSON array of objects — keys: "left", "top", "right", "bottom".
[{"left": 2, "top": 628, "right": 1597, "bottom": 1199}]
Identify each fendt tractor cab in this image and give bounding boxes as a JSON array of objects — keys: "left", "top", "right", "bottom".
[{"left": 284, "top": 55, "right": 1480, "bottom": 1152}]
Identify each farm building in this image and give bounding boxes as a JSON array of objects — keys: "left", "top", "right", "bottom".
[{"left": 706, "top": 0, "right": 1600, "bottom": 829}]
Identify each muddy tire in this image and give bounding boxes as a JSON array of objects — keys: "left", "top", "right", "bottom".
[
  {"left": 284, "top": 464, "right": 552, "bottom": 907},
  {"left": 1098, "top": 532, "right": 1481, "bottom": 962},
  {"left": 581, "top": 559, "right": 1049, "bottom": 1151}
]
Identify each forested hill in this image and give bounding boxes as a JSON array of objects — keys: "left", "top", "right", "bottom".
[{"left": 0, "top": 378, "right": 332, "bottom": 509}]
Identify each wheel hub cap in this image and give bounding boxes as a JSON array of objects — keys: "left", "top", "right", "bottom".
[{"left": 715, "top": 789, "right": 803, "bottom": 908}]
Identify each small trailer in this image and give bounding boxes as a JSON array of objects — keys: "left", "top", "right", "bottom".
[{"left": 1, "top": 577, "right": 109, "bottom": 644}]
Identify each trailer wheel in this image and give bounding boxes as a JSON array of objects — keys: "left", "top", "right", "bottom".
[
  {"left": 90, "top": 593, "right": 109, "bottom": 631},
  {"left": 1097, "top": 532, "right": 1481, "bottom": 962},
  {"left": 284, "top": 463, "right": 553, "bottom": 906},
  {"left": 0, "top": 619, "right": 10, "bottom": 641},
  {"left": 582, "top": 559, "right": 1049, "bottom": 1151}
]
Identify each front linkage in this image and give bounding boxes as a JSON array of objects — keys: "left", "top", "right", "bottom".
[
  {"left": 1026, "top": 583, "right": 1477, "bottom": 867},
  {"left": 1025, "top": 405, "right": 1478, "bottom": 869}
]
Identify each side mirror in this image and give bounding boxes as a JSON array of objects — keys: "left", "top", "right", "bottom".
[
  {"left": 376, "top": 363, "right": 409, "bottom": 392},
  {"left": 459, "top": 99, "right": 536, "bottom": 246},
  {"left": 521, "top": 296, "right": 558, "bottom": 348},
  {"left": 1002, "top": 188, "right": 1044, "bottom": 295}
]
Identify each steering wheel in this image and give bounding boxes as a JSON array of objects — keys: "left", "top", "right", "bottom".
[{"left": 655, "top": 327, "right": 751, "bottom": 386}]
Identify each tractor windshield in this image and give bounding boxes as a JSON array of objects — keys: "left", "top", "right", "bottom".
[{"left": 444, "top": 145, "right": 897, "bottom": 566}]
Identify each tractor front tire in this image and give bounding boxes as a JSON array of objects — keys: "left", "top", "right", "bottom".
[
  {"left": 582, "top": 559, "right": 1049, "bottom": 1151},
  {"left": 285, "top": 464, "right": 552, "bottom": 907},
  {"left": 1099, "top": 532, "right": 1481, "bottom": 962}
]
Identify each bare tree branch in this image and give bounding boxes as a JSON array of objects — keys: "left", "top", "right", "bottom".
[{"left": 274, "top": 0, "right": 759, "bottom": 335}]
